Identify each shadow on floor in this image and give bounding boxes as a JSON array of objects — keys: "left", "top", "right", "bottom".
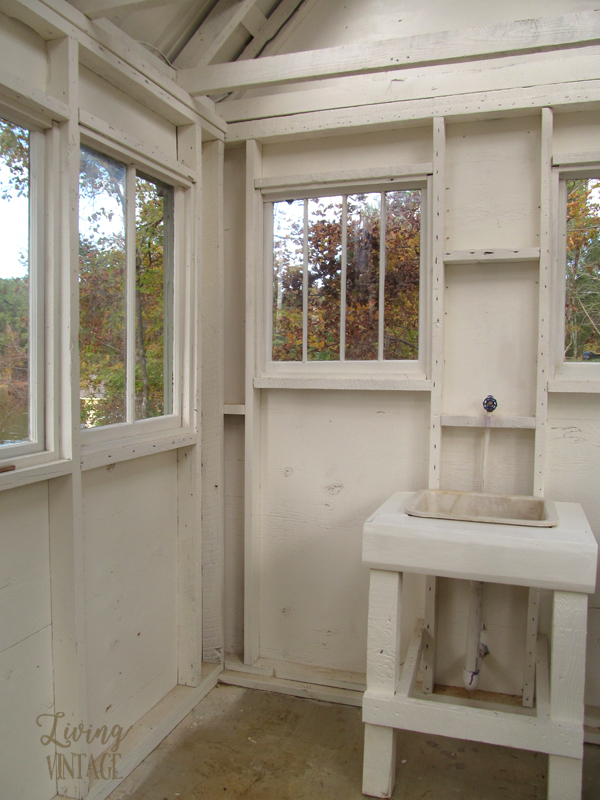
[{"left": 107, "top": 684, "right": 600, "bottom": 800}]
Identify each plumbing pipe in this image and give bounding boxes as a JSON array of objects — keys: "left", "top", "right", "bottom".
[
  {"left": 463, "top": 580, "right": 485, "bottom": 690},
  {"left": 481, "top": 418, "right": 491, "bottom": 493}
]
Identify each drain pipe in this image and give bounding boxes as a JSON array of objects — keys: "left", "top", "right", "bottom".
[
  {"left": 463, "top": 581, "right": 487, "bottom": 690},
  {"left": 463, "top": 395, "right": 496, "bottom": 690}
]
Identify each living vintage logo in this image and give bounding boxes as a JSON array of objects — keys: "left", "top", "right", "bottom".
[{"left": 36, "top": 712, "right": 132, "bottom": 781}]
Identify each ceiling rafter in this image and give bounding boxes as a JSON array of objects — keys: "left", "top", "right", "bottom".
[
  {"left": 71, "top": 0, "right": 181, "bottom": 21},
  {"left": 174, "top": 0, "right": 262, "bottom": 70},
  {"left": 176, "top": 10, "right": 600, "bottom": 96}
]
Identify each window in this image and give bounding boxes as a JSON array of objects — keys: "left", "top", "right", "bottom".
[
  {"left": 563, "top": 177, "right": 600, "bottom": 362},
  {"left": 0, "top": 117, "right": 44, "bottom": 456},
  {"left": 79, "top": 145, "right": 174, "bottom": 430},
  {"left": 269, "top": 186, "right": 423, "bottom": 366}
]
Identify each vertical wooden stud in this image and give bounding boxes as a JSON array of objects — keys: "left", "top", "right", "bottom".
[
  {"left": 244, "top": 140, "right": 263, "bottom": 664},
  {"left": 429, "top": 116, "right": 446, "bottom": 490},
  {"left": 523, "top": 107, "right": 554, "bottom": 707},
  {"left": 46, "top": 36, "right": 89, "bottom": 799},
  {"left": 175, "top": 122, "right": 206, "bottom": 683},
  {"left": 422, "top": 117, "right": 446, "bottom": 695},
  {"left": 201, "top": 137, "right": 225, "bottom": 665}
]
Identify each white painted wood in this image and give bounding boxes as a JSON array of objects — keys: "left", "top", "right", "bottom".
[
  {"left": 235, "top": 0, "right": 304, "bottom": 62},
  {"left": 396, "top": 621, "right": 425, "bottom": 698},
  {"left": 224, "top": 415, "right": 244, "bottom": 655},
  {"left": 551, "top": 591, "right": 588, "bottom": 724},
  {"left": 536, "top": 634, "right": 551, "bottom": 719},
  {"left": 255, "top": 376, "right": 432, "bottom": 391},
  {"left": 244, "top": 139, "right": 262, "bottom": 664},
  {"left": 226, "top": 80, "right": 600, "bottom": 144},
  {"left": 224, "top": 404, "right": 245, "bottom": 415},
  {"left": 79, "top": 110, "right": 195, "bottom": 185},
  {"left": 443, "top": 263, "right": 539, "bottom": 418},
  {"left": 176, "top": 445, "right": 203, "bottom": 685},
  {"left": 0, "top": 63, "right": 69, "bottom": 123},
  {"left": 256, "top": 163, "right": 433, "bottom": 191},
  {"left": 219, "top": 48, "right": 600, "bottom": 125},
  {"left": 218, "top": 670, "right": 363, "bottom": 707},
  {"left": 429, "top": 116, "right": 445, "bottom": 490},
  {"left": 174, "top": 0, "right": 262, "bottom": 69},
  {"left": 80, "top": 431, "right": 196, "bottom": 470},
  {"left": 82, "top": 666, "right": 220, "bottom": 800},
  {"left": 553, "top": 150, "right": 600, "bottom": 167},
  {"left": 72, "top": 0, "right": 180, "bottom": 21},
  {"left": 258, "top": 391, "right": 429, "bottom": 673},
  {"left": 441, "top": 415, "right": 536, "bottom": 429},
  {"left": 362, "top": 691, "right": 581, "bottom": 758},
  {"left": 201, "top": 138, "right": 225, "bottom": 665},
  {"left": 240, "top": 4, "right": 265, "bottom": 38},
  {"left": 82, "top": 453, "right": 178, "bottom": 757},
  {"left": 178, "top": 10, "right": 600, "bottom": 95},
  {"left": 273, "top": 661, "right": 365, "bottom": 692},
  {"left": 362, "top": 723, "right": 396, "bottom": 799},
  {"left": 443, "top": 248, "right": 540, "bottom": 264},
  {"left": 547, "top": 757, "right": 583, "bottom": 800},
  {"left": 522, "top": 588, "right": 539, "bottom": 708},
  {"left": 548, "top": 379, "right": 600, "bottom": 393},
  {"left": 422, "top": 577, "right": 436, "bottom": 694},
  {"left": 366, "top": 570, "right": 402, "bottom": 695},
  {"left": 363, "top": 493, "right": 598, "bottom": 593},
  {"left": 224, "top": 653, "right": 274, "bottom": 677}
]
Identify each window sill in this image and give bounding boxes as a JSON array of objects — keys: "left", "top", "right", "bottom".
[
  {"left": 0, "top": 457, "right": 73, "bottom": 492},
  {"left": 549, "top": 364, "right": 600, "bottom": 393},
  {"left": 80, "top": 428, "right": 197, "bottom": 471},
  {"left": 548, "top": 380, "right": 600, "bottom": 394},
  {"left": 254, "top": 374, "right": 432, "bottom": 391}
]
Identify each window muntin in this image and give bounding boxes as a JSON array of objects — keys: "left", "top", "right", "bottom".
[
  {"left": 0, "top": 117, "right": 43, "bottom": 455},
  {"left": 271, "top": 188, "right": 422, "bottom": 365},
  {"left": 564, "top": 177, "right": 600, "bottom": 362},
  {"left": 79, "top": 146, "right": 174, "bottom": 430}
]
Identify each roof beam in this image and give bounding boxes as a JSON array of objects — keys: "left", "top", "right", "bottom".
[
  {"left": 174, "top": 0, "right": 261, "bottom": 69},
  {"left": 71, "top": 0, "right": 180, "bottom": 20},
  {"left": 177, "top": 9, "right": 600, "bottom": 96},
  {"left": 236, "top": 0, "right": 305, "bottom": 61}
]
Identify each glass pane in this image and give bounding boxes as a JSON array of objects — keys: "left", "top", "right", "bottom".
[
  {"left": 0, "top": 119, "right": 29, "bottom": 445},
  {"left": 346, "top": 193, "right": 380, "bottom": 360},
  {"left": 79, "top": 146, "right": 126, "bottom": 427},
  {"left": 135, "top": 175, "right": 173, "bottom": 420},
  {"left": 384, "top": 190, "right": 421, "bottom": 360},
  {"left": 565, "top": 178, "right": 600, "bottom": 362},
  {"left": 273, "top": 200, "right": 303, "bottom": 361},
  {"left": 307, "top": 196, "right": 342, "bottom": 360}
]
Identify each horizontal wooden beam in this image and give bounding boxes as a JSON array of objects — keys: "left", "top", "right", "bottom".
[
  {"left": 256, "top": 163, "right": 432, "bottom": 191},
  {"left": 254, "top": 375, "right": 433, "bottom": 391},
  {"left": 226, "top": 79, "right": 600, "bottom": 143},
  {"left": 440, "top": 415, "right": 536, "bottom": 429},
  {"left": 178, "top": 10, "right": 600, "bottom": 95},
  {"left": 553, "top": 151, "right": 600, "bottom": 167},
  {"left": 0, "top": 64, "right": 71, "bottom": 124}
]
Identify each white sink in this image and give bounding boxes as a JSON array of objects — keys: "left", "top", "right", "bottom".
[{"left": 405, "top": 489, "right": 558, "bottom": 527}]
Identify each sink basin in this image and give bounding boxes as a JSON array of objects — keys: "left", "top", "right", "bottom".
[{"left": 405, "top": 489, "right": 558, "bottom": 527}]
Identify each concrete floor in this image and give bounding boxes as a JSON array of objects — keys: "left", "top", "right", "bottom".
[{"left": 108, "top": 684, "right": 600, "bottom": 800}]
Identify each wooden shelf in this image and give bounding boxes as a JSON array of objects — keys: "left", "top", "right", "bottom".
[
  {"left": 441, "top": 415, "right": 536, "bottom": 429},
  {"left": 443, "top": 248, "right": 540, "bottom": 265}
]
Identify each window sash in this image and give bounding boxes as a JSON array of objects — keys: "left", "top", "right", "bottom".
[
  {"left": 78, "top": 145, "right": 179, "bottom": 437},
  {"left": 0, "top": 127, "right": 45, "bottom": 459},
  {"left": 265, "top": 181, "right": 427, "bottom": 372}
]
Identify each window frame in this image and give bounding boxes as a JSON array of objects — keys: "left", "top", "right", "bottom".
[
  {"left": 0, "top": 114, "right": 46, "bottom": 461},
  {"left": 78, "top": 130, "right": 189, "bottom": 445},
  {"left": 552, "top": 164, "right": 600, "bottom": 387},
  {"left": 260, "top": 175, "right": 431, "bottom": 382}
]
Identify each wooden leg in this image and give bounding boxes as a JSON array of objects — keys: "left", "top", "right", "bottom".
[
  {"left": 363, "top": 570, "right": 402, "bottom": 798},
  {"left": 548, "top": 590, "right": 587, "bottom": 800},
  {"left": 547, "top": 755, "right": 583, "bottom": 800},
  {"left": 422, "top": 576, "right": 436, "bottom": 694},
  {"left": 363, "top": 723, "right": 397, "bottom": 798}
]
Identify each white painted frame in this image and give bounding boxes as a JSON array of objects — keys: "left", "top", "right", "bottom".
[
  {"left": 549, "top": 159, "right": 600, "bottom": 391},
  {"left": 78, "top": 131, "right": 191, "bottom": 445},
  {"left": 0, "top": 116, "right": 46, "bottom": 462},
  {"left": 261, "top": 172, "right": 431, "bottom": 383}
]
